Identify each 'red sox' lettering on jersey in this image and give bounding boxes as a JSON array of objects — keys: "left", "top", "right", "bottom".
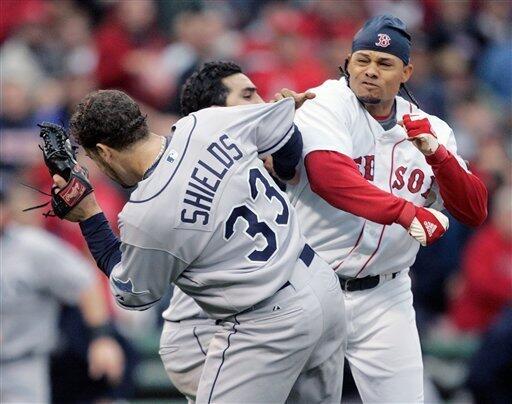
[
  {"left": 354, "top": 155, "right": 375, "bottom": 181},
  {"left": 288, "top": 79, "right": 468, "bottom": 277}
]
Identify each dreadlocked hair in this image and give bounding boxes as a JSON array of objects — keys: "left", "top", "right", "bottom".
[{"left": 399, "top": 83, "right": 419, "bottom": 108}]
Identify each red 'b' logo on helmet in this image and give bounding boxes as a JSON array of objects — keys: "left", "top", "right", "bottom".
[{"left": 375, "top": 33, "right": 391, "bottom": 47}]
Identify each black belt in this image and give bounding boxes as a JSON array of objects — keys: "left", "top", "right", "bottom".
[{"left": 339, "top": 272, "right": 399, "bottom": 292}]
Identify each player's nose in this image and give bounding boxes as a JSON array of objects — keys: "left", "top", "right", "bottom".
[{"left": 364, "top": 63, "right": 379, "bottom": 78}]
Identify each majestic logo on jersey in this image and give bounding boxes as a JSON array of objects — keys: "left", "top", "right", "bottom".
[
  {"left": 112, "top": 277, "right": 149, "bottom": 295},
  {"left": 424, "top": 221, "right": 437, "bottom": 237},
  {"left": 375, "top": 33, "right": 391, "bottom": 48}
]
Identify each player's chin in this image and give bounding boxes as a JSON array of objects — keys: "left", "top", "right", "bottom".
[
  {"left": 356, "top": 94, "right": 382, "bottom": 105},
  {"left": 105, "top": 169, "right": 134, "bottom": 189},
  {"left": 353, "top": 87, "right": 381, "bottom": 105}
]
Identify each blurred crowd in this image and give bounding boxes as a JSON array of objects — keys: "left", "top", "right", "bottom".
[{"left": 1, "top": 0, "right": 510, "bottom": 402}]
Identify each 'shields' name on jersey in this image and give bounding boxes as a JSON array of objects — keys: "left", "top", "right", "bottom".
[{"left": 181, "top": 133, "right": 243, "bottom": 225}]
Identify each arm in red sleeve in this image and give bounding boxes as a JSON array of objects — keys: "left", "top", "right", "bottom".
[
  {"left": 305, "top": 150, "right": 416, "bottom": 227},
  {"left": 426, "top": 145, "right": 488, "bottom": 227}
]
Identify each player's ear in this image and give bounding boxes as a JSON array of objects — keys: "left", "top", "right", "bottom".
[
  {"left": 401, "top": 63, "right": 413, "bottom": 84},
  {"left": 95, "top": 143, "right": 112, "bottom": 161}
]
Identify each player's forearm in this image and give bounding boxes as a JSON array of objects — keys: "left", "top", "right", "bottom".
[
  {"left": 80, "top": 212, "right": 122, "bottom": 277},
  {"left": 426, "top": 145, "right": 488, "bottom": 227},
  {"left": 78, "top": 282, "right": 125, "bottom": 385},
  {"left": 305, "top": 150, "right": 415, "bottom": 226},
  {"left": 78, "top": 282, "right": 111, "bottom": 327},
  {"left": 271, "top": 124, "right": 303, "bottom": 180}
]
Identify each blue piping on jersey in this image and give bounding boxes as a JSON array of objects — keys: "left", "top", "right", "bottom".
[
  {"left": 208, "top": 316, "right": 239, "bottom": 403},
  {"left": 193, "top": 326, "right": 208, "bottom": 356},
  {"left": 258, "top": 122, "right": 294, "bottom": 155},
  {"left": 117, "top": 296, "right": 162, "bottom": 310},
  {"left": 128, "top": 114, "right": 197, "bottom": 203}
]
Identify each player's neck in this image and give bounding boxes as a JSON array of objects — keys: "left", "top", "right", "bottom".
[
  {"left": 122, "top": 133, "right": 166, "bottom": 183},
  {"left": 364, "top": 99, "right": 395, "bottom": 120}
]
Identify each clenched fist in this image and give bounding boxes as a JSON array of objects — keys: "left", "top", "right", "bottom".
[
  {"left": 406, "top": 206, "right": 449, "bottom": 246},
  {"left": 401, "top": 114, "right": 439, "bottom": 156}
]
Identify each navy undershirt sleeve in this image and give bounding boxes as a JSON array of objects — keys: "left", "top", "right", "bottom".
[
  {"left": 79, "top": 212, "right": 121, "bottom": 277},
  {"left": 271, "top": 124, "right": 303, "bottom": 180}
]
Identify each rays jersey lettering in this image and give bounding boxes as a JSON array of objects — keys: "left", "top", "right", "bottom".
[
  {"left": 115, "top": 98, "right": 306, "bottom": 318},
  {"left": 181, "top": 134, "right": 243, "bottom": 225}
]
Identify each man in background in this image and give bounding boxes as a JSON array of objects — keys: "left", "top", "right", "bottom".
[{"left": 0, "top": 181, "right": 125, "bottom": 403}]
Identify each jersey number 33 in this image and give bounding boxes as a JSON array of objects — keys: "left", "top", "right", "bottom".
[{"left": 224, "top": 168, "right": 289, "bottom": 262}]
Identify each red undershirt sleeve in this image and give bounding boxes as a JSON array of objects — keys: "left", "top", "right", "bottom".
[
  {"left": 426, "top": 145, "right": 488, "bottom": 227},
  {"left": 305, "top": 150, "right": 416, "bottom": 227}
]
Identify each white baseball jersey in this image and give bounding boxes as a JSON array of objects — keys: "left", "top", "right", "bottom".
[
  {"left": 288, "top": 79, "right": 468, "bottom": 277},
  {"left": 110, "top": 98, "right": 307, "bottom": 319}
]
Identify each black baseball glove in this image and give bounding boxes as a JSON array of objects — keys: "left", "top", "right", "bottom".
[{"left": 36, "top": 122, "right": 93, "bottom": 218}]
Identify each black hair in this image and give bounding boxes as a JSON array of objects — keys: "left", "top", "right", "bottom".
[
  {"left": 180, "top": 61, "right": 243, "bottom": 116},
  {"left": 69, "top": 90, "right": 148, "bottom": 150},
  {"left": 339, "top": 58, "right": 419, "bottom": 108}
]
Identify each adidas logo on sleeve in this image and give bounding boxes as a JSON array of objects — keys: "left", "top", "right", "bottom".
[{"left": 424, "top": 221, "right": 437, "bottom": 237}]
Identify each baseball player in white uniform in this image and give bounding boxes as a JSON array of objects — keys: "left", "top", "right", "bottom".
[
  {"left": 287, "top": 15, "right": 488, "bottom": 403},
  {"left": 51, "top": 88, "right": 346, "bottom": 403}
]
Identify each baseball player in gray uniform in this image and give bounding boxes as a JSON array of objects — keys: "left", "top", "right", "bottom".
[
  {"left": 160, "top": 61, "right": 318, "bottom": 402},
  {"left": 160, "top": 61, "right": 266, "bottom": 402},
  {"left": 51, "top": 88, "right": 346, "bottom": 403},
  {"left": 0, "top": 186, "right": 125, "bottom": 403}
]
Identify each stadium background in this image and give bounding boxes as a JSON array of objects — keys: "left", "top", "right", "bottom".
[{"left": 1, "top": 0, "right": 510, "bottom": 402}]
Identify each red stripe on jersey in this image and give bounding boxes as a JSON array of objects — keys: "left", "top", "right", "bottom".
[
  {"left": 305, "top": 140, "right": 413, "bottom": 277},
  {"left": 333, "top": 221, "right": 366, "bottom": 272},
  {"left": 356, "top": 226, "right": 387, "bottom": 277}
]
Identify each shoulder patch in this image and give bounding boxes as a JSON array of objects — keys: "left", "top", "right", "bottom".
[{"left": 112, "top": 277, "right": 150, "bottom": 295}]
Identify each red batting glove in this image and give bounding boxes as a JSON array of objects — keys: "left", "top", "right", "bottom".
[
  {"left": 402, "top": 114, "right": 439, "bottom": 156},
  {"left": 409, "top": 206, "right": 449, "bottom": 246},
  {"left": 397, "top": 203, "right": 449, "bottom": 246}
]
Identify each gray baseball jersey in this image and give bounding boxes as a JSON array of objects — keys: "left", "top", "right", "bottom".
[
  {"left": 163, "top": 288, "right": 207, "bottom": 322},
  {"left": 0, "top": 224, "right": 94, "bottom": 361},
  {"left": 1, "top": 224, "right": 94, "bottom": 403},
  {"left": 110, "top": 98, "right": 306, "bottom": 319}
]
